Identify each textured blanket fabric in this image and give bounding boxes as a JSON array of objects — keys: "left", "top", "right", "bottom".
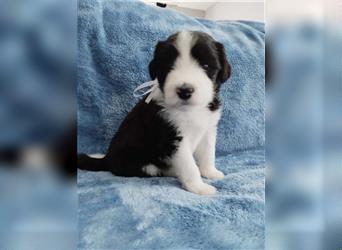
[
  {"left": 78, "top": 0, "right": 265, "bottom": 249},
  {"left": 78, "top": 149, "right": 265, "bottom": 250}
]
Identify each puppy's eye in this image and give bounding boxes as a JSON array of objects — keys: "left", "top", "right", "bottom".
[{"left": 202, "top": 64, "right": 209, "bottom": 69}]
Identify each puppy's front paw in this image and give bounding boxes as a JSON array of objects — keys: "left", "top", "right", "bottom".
[
  {"left": 201, "top": 168, "right": 225, "bottom": 180},
  {"left": 185, "top": 182, "right": 217, "bottom": 195}
]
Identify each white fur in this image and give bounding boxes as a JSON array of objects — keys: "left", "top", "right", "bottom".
[
  {"left": 142, "top": 164, "right": 161, "bottom": 176},
  {"left": 194, "top": 125, "right": 224, "bottom": 180},
  {"left": 163, "top": 31, "right": 214, "bottom": 109},
  {"left": 163, "top": 106, "right": 223, "bottom": 195},
  {"left": 152, "top": 31, "right": 224, "bottom": 195},
  {"left": 89, "top": 153, "right": 105, "bottom": 159}
]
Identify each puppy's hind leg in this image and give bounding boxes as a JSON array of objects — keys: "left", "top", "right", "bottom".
[{"left": 142, "top": 164, "right": 162, "bottom": 177}]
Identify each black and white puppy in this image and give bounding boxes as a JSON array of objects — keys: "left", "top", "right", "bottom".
[{"left": 78, "top": 31, "right": 231, "bottom": 195}]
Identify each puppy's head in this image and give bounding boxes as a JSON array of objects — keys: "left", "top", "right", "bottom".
[{"left": 149, "top": 31, "right": 231, "bottom": 109}]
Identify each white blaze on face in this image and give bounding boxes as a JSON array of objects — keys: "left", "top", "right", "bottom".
[{"left": 163, "top": 31, "right": 214, "bottom": 108}]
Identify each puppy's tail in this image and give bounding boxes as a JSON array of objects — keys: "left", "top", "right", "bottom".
[{"left": 78, "top": 154, "right": 108, "bottom": 172}]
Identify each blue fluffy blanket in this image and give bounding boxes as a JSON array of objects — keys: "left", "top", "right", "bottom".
[
  {"left": 78, "top": 0, "right": 265, "bottom": 249},
  {"left": 78, "top": 149, "right": 265, "bottom": 249}
]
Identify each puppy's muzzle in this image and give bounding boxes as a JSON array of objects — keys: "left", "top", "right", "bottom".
[{"left": 176, "top": 84, "right": 194, "bottom": 100}]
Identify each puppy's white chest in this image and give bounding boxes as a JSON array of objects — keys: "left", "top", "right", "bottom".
[{"left": 168, "top": 107, "right": 221, "bottom": 152}]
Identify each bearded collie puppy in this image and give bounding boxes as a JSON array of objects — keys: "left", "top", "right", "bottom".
[{"left": 78, "top": 31, "right": 231, "bottom": 195}]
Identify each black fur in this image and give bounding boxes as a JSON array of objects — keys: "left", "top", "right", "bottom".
[
  {"left": 149, "top": 34, "right": 179, "bottom": 91},
  {"left": 78, "top": 31, "right": 231, "bottom": 175},
  {"left": 190, "top": 31, "right": 231, "bottom": 111},
  {"left": 208, "top": 97, "right": 221, "bottom": 112},
  {"left": 78, "top": 99, "right": 182, "bottom": 176}
]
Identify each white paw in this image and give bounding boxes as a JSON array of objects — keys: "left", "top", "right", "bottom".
[
  {"left": 142, "top": 164, "right": 161, "bottom": 176},
  {"left": 201, "top": 168, "right": 225, "bottom": 180},
  {"left": 184, "top": 181, "right": 217, "bottom": 195}
]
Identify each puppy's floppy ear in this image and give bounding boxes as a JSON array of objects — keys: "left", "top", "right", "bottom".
[
  {"left": 215, "top": 42, "right": 231, "bottom": 83},
  {"left": 148, "top": 40, "right": 178, "bottom": 81},
  {"left": 148, "top": 57, "right": 157, "bottom": 80},
  {"left": 148, "top": 41, "right": 165, "bottom": 80},
  {"left": 148, "top": 59, "right": 157, "bottom": 80}
]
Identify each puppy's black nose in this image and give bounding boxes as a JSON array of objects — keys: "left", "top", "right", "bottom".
[{"left": 176, "top": 85, "right": 194, "bottom": 100}]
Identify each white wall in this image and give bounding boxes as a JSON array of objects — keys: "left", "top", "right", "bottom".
[
  {"left": 168, "top": 4, "right": 205, "bottom": 18},
  {"left": 205, "top": 2, "right": 265, "bottom": 22},
  {"left": 142, "top": 1, "right": 265, "bottom": 22}
]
